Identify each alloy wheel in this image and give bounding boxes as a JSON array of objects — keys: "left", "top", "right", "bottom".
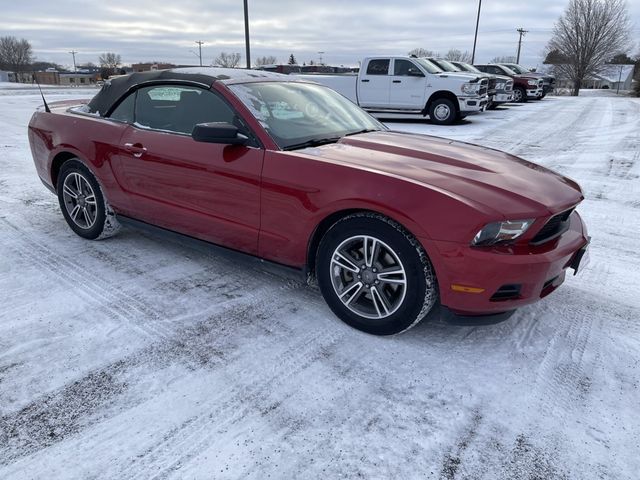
[
  {"left": 329, "top": 235, "right": 407, "bottom": 319},
  {"left": 62, "top": 172, "right": 98, "bottom": 229}
]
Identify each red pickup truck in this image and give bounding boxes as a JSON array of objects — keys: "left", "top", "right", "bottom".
[
  {"left": 474, "top": 64, "right": 544, "bottom": 102},
  {"left": 28, "top": 67, "right": 589, "bottom": 335}
]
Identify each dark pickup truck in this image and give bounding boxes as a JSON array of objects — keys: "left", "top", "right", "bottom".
[
  {"left": 500, "top": 63, "right": 555, "bottom": 97},
  {"left": 474, "top": 64, "right": 543, "bottom": 103}
]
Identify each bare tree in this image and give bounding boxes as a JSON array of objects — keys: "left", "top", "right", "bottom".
[
  {"left": 408, "top": 48, "right": 437, "bottom": 58},
  {"left": 254, "top": 55, "right": 277, "bottom": 67},
  {"left": 546, "top": 0, "right": 631, "bottom": 95},
  {"left": 444, "top": 49, "right": 472, "bottom": 62},
  {"left": 213, "top": 52, "right": 242, "bottom": 68},
  {"left": 99, "top": 52, "right": 121, "bottom": 69},
  {"left": 491, "top": 55, "right": 517, "bottom": 64},
  {"left": 0, "top": 36, "right": 33, "bottom": 73}
]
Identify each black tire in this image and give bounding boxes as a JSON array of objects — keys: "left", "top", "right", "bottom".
[
  {"left": 513, "top": 86, "right": 527, "bottom": 103},
  {"left": 316, "top": 213, "right": 438, "bottom": 335},
  {"left": 57, "top": 159, "right": 120, "bottom": 240},
  {"left": 428, "top": 98, "right": 457, "bottom": 125}
]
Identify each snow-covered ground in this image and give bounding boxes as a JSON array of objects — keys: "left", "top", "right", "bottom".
[{"left": 1, "top": 87, "right": 639, "bottom": 479}]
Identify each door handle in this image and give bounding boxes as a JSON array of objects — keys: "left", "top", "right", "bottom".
[
  {"left": 123, "top": 142, "right": 147, "bottom": 158},
  {"left": 392, "top": 80, "right": 401, "bottom": 83},
  {"left": 361, "top": 79, "right": 370, "bottom": 83}
]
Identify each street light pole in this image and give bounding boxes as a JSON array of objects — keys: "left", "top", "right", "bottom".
[
  {"left": 243, "top": 0, "right": 251, "bottom": 69},
  {"left": 616, "top": 64, "right": 623, "bottom": 94},
  {"left": 471, "top": 0, "right": 481, "bottom": 64},
  {"left": 69, "top": 50, "right": 77, "bottom": 72}
]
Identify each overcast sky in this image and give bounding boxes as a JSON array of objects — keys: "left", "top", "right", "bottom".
[{"left": 1, "top": 0, "right": 638, "bottom": 69}]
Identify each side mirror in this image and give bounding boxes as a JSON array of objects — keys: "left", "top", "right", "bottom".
[
  {"left": 192, "top": 122, "right": 248, "bottom": 145},
  {"left": 407, "top": 68, "right": 424, "bottom": 77}
]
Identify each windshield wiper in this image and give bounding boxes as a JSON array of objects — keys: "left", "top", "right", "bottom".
[
  {"left": 283, "top": 137, "right": 342, "bottom": 151},
  {"left": 344, "top": 128, "right": 378, "bottom": 137}
]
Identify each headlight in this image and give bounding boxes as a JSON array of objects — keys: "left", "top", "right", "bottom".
[
  {"left": 527, "top": 79, "right": 537, "bottom": 86},
  {"left": 495, "top": 81, "right": 505, "bottom": 90},
  {"left": 461, "top": 83, "right": 480, "bottom": 95},
  {"left": 472, "top": 219, "right": 535, "bottom": 246}
]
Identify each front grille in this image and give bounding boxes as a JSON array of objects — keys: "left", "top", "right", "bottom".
[
  {"left": 505, "top": 80, "right": 513, "bottom": 91},
  {"left": 530, "top": 208, "right": 574, "bottom": 245},
  {"left": 478, "top": 79, "right": 488, "bottom": 96},
  {"left": 537, "top": 79, "right": 544, "bottom": 87},
  {"left": 490, "top": 284, "right": 522, "bottom": 301},
  {"left": 488, "top": 78, "right": 497, "bottom": 90}
]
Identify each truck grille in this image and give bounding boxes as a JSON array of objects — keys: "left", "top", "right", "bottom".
[
  {"left": 505, "top": 80, "right": 513, "bottom": 91},
  {"left": 530, "top": 208, "right": 575, "bottom": 245},
  {"left": 478, "top": 79, "right": 488, "bottom": 96}
]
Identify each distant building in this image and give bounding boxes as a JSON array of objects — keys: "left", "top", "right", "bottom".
[
  {"left": 59, "top": 72, "right": 99, "bottom": 86},
  {"left": 552, "top": 64, "right": 636, "bottom": 90},
  {"left": 0, "top": 70, "right": 10, "bottom": 82}
]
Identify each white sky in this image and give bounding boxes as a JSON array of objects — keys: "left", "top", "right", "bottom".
[{"left": 1, "top": 0, "right": 638, "bottom": 69}]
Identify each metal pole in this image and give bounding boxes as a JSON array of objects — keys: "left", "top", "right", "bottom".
[
  {"left": 616, "top": 65, "right": 623, "bottom": 94},
  {"left": 69, "top": 50, "right": 77, "bottom": 72},
  {"left": 195, "top": 41, "right": 204, "bottom": 67},
  {"left": 471, "top": 0, "right": 481, "bottom": 64},
  {"left": 243, "top": 0, "right": 251, "bottom": 69}
]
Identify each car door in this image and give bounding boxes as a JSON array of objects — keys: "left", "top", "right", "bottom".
[
  {"left": 109, "top": 84, "right": 263, "bottom": 255},
  {"left": 388, "top": 59, "right": 427, "bottom": 109},
  {"left": 357, "top": 58, "right": 391, "bottom": 108}
]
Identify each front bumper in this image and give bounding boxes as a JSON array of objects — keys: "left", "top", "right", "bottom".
[
  {"left": 527, "top": 87, "right": 544, "bottom": 98},
  {"left": 420, "top": 211, "right": 589, "bottom": 316},
  {"left": 458, "top": 95, "right": 488, "bottom": 114},
  {"left": 493, "top": 92, "right": 513, "bottom": 103}
]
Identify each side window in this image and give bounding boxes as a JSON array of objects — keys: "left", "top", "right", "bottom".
[
  {"left": 109, "top": 91, "right": 136, "bottom": 123},
  {"left": 366, "top": 59, "right": 390, "bottom": 75},
  {"left": 134, "top": 85, "right": 237, "bottom": 135},
  {"left": 394, "top": 59, "right": 423, "bottom": 76}
]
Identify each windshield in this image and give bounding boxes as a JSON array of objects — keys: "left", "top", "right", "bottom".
[
  {"left": 414, "top": 58, "right": 443, "bottom": 74},
  {"left": 433, "top": 59, "right": 461, "bottom": 72},
  {"left": 229, "top": 82, "right": 384, "bottom": 150},
  {"left": 504, "top": 64, "right": 528, "bottom": 74},
  {"left": 499, "top": 65, "right": 518, "bottom": 76},
  {"left": 457, "top": 62, "right": 482, "bottom": 74}
]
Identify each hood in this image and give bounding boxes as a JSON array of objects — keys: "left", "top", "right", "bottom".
[
  {"left": 434, "top": 72, "right": 483, "bottom": 83},
  {"left": 297, "top": 131, "right": 583, "bottom": 218}
]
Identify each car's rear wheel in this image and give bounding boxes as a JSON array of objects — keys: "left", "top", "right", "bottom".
[
  {"left": 317, "top": 213, "right": 438, "bottom": 335},
  {"left": 57, "top": 159, "right": 120, "bottom": 240},
  {"left": 513, "top": 86, "right": 527, "bottom": 103},
  {"left": 429, "top": 98, "right": 457, "bottom": 125}
]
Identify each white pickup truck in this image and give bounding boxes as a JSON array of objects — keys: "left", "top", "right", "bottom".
[{"left": 298, "top": 56, "right": 489, "bottom": 125}]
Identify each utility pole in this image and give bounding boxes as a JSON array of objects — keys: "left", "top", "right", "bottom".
[
  {"left": 616, "top": 64, "right": 623, "bottom": 94},
  {"left": 516, "top": 28, "right": 528, "bottom": 64},
  {"left": 195, "top": 41, "right": 204, "bottom": 67},
  {"left": 69, "top": 50, "right": 77, "bottom": 72},
  {"left": 471, "top": 0, "right": 482, "bottom": 64},
  {"left": 243, "top": 0, "right": 251, "bottom": 69},
  {"left": 318, "top": 51, "right": 325, "bottom": 65}
]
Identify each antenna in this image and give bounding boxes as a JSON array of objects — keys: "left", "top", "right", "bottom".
[{"left": 33, "top": 73, "right": 51, "bottom": 113}]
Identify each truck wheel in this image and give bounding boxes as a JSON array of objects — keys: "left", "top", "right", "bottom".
[
  {"left": 428, "top": 98, "right": 457, "bottom": 125},
  {"left": 316, "top": 212, "right": 438, "bottom": 335},
  {"left": 57, "top": 159, "right": 121, "bottom": 240},
  {"left": 513, "top": 87, "right": 527, "bottom": 103}
]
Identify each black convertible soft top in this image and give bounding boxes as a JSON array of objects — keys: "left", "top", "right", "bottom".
[{"left": 86, "top": 67, "right": 290, "bottom": 116}]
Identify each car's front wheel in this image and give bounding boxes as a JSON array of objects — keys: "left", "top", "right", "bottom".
[
  {"left": 317, "top": 213, "right": 438, "bottom": 335},
  {"left": 428, "top": 98, "right": 457, "bottom": 125},
  {"left": 57, "top": 159, "right": 120, "bottom": 240},
  {"left": 513, "top": 86, "right": 527, "bottom": 103}
]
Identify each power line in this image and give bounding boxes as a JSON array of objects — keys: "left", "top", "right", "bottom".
[{"left": 516, "top": 28, "right": 529, "bottom": 63}]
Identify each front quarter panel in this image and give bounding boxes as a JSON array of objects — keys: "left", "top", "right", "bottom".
[{"left": 257, "top": 150, "right": 488, "bottom": 268}]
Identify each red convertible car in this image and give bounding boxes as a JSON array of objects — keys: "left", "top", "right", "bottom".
[{"left": 28, "top": 68, "right": 589, "bottom": 335}]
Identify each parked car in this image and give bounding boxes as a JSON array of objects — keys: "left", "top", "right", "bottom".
[
  {"left": 474, "top": 64, "right": 544, "bottom": 102},
  {"left": 28, "top": 67, "right": 590, "bottom": 335},
  {"left": 499, "top": 63, "right": 555, "bottom": 97},
  {"left": 426, "top": 58, "right": 496, "bottom": 106},
  {"left": 449, "top": 61, "right": 513, "bottom": 109},
  {"left": 297, "top": 56, "right": 489, "bottom": 125}
]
